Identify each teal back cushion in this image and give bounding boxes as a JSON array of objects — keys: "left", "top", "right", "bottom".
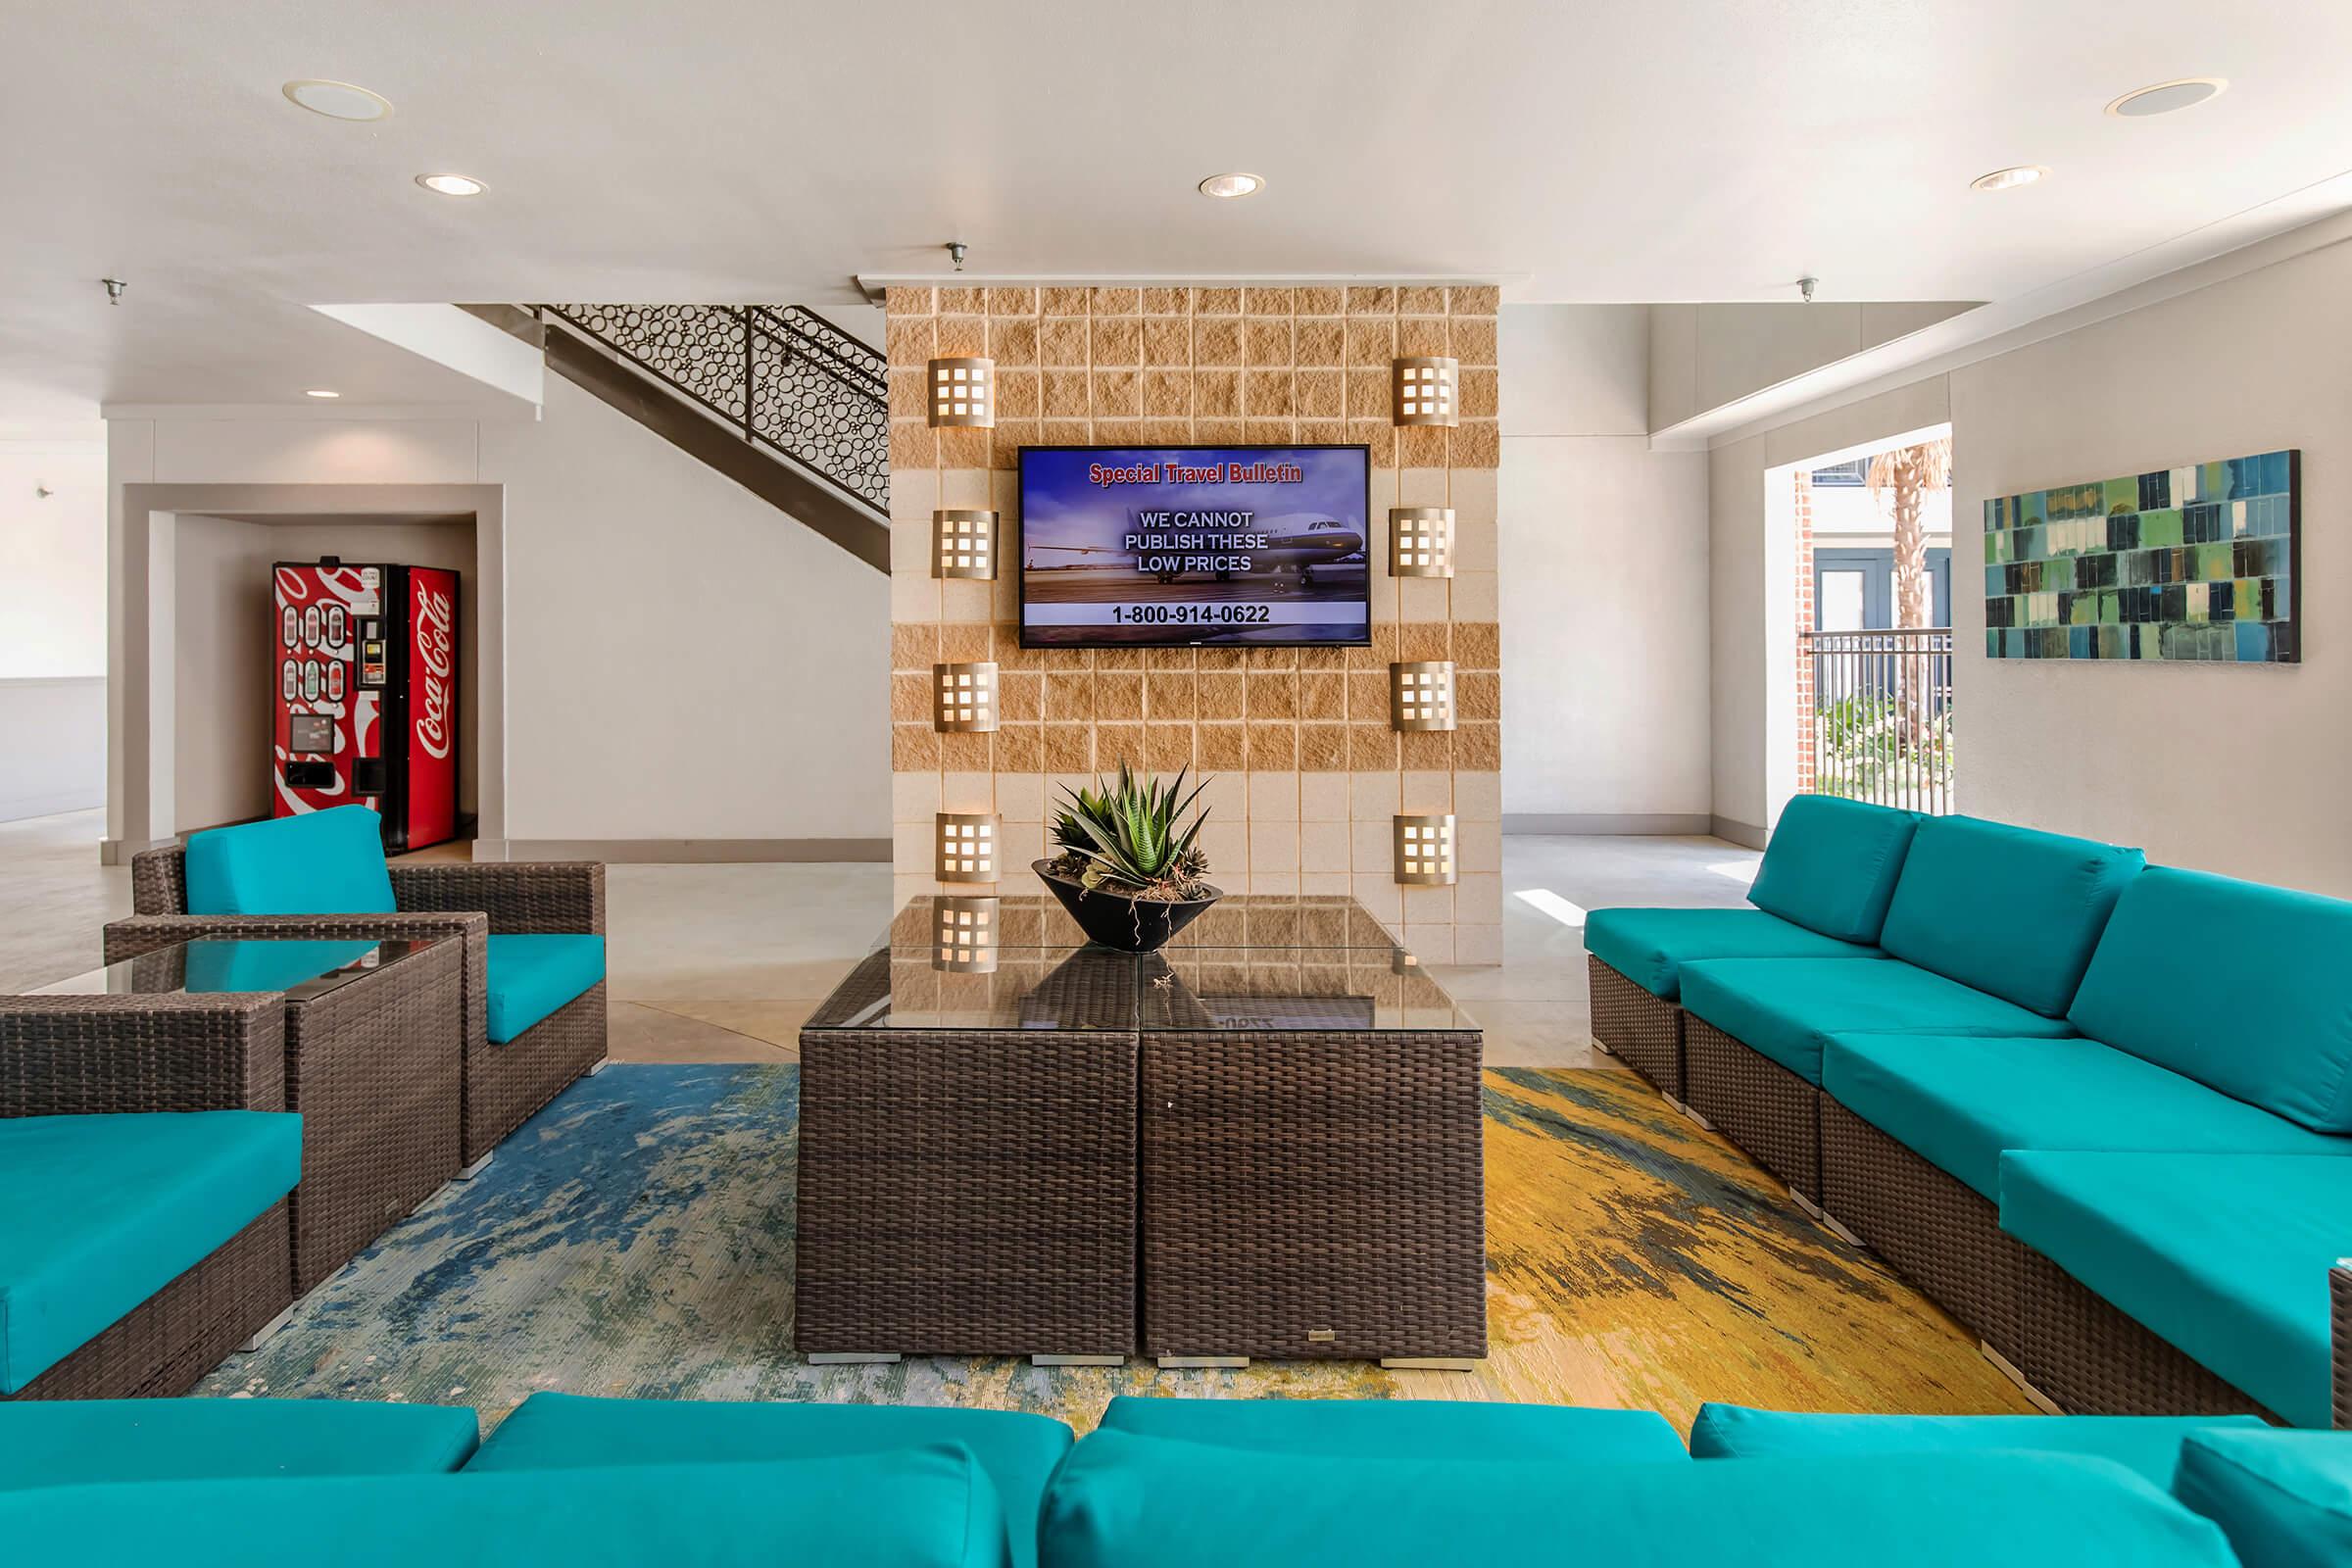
[
  {"left": 1688, "top": 1403, "right": 2267, "bottom": 1490},
  {"left": 1877, "top": 815, "right": 2143, "bottom": 1016},
  {"left": 183, "top": 808, "right": 395, "bottom": 917},
  {"left": 2176, "top": 1430, "right": 2352, "bottom": 1568},
  {"left": 1097, "top": 1394, "right": 1688, "bottom": 1464},
  {"left": 1746, "top": 796, "right": 1922, "bottom": 943},
  {"left": 2069, "top": 867, "right": 2352, "bottom": 1133}
]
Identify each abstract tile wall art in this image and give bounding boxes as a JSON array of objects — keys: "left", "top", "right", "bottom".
[{"left": 1983, "top": 450, "right": 2300, "bottom": 662}]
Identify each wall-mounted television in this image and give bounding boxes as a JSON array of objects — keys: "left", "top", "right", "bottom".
[{"left": 1017, "top": 444, "right": 1371, "bottom": 648}]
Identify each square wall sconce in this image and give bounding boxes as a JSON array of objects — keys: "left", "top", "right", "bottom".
[
  {"left": 930, "top": 895, "right": 1000, "bottom": 974},
  {"left": 933, "top": 509, "right": 998, "bottom": 579},
  {"left": 928, "top": 357, "right": 995, "bottom": 427},
  {"left": 1392, "top": 357, "right": 1458, "bottom": 426},
  {"left": 1390, "top": 507, "right": 1455, "bottom": 578},
  {"left": 933, "top": 662, "right": 1000, "bottom": 732},
  {"left": 1394, "top": 813, "right": 1457, "bottom": 886},
  {"left": 935, "top": 812, "right": 1001, "bottom": 883},
  {"left": 1390, "top": 661, "right": 1456, "bottom": 731}
]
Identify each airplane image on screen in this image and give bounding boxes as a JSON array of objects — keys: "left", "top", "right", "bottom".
[{"left": 1028, "top": 518, "right": 1366, "bottom": 584}]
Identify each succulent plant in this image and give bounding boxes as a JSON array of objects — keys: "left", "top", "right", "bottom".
[{"left": 1048, "top": 762, "right": 1212, "bottom": 900}]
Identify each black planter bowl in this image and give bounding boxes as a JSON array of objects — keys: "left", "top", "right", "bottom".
[{"left": 1033, "top": 860, "right": 1223, "bottom": 954}]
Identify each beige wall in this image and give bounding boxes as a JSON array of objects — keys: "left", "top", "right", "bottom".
[{"left": 884, "top": 284, "right": 1504, "bottom": 961}]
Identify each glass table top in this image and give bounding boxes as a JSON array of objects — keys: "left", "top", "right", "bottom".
[
  {"left": 884, "top": 894, "right": 1405, "bottom": 955},
  {"left": 31, "top": 938, "right": 440, "bottom": 1003}
]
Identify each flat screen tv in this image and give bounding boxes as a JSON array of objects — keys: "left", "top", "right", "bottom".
[{"left": 1017, "top": 444, "right": 1371, "bottom": 648}]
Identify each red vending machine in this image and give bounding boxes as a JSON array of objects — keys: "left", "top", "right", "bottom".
[{"left": 272, "top": 558, "right": 459, "bottom": 852}]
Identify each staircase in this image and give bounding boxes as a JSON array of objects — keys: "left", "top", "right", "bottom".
[{"left": 462, "top": 303, "right": 891, "bottom": 571}]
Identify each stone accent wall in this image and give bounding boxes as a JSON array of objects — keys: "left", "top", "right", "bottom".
[{"left": 884, "top": 283, "right": 1502, "bottom": 962}]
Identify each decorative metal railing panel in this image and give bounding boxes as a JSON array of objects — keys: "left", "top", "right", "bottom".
[
  {"left": 1801, "top": 628, "right": 1956, "bottom": 814},
  {"left": 541, "top": 303, "right": 889, "bottom": 513}
]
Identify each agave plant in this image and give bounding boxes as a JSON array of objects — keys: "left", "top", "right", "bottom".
[{"left": 1047, "top": 762, "right": 1213, "bottom": 900}]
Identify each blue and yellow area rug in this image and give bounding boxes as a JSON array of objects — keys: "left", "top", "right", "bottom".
[{"left": 200, "top": 1065, "right": 2030, "bottom": 1432}]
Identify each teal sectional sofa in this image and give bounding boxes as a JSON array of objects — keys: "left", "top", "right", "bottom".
[{"left": 1595, "top": 808, "right": 2352, "bottom": 1427}]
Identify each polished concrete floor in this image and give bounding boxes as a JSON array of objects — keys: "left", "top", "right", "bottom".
[{"left": 0, "top": 809, "right": 1760, "bottom": 1068}]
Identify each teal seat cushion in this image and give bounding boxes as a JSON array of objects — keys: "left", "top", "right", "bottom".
[
  {"left": 0, "top": 1397, "right": 477, "bottom": 1490},
  {"left": 1998, "top": 1152, "right": 2352, "bottom": 1430},
  {"left": 1823, "top": 1034, "right": 2352, "bottom": 1202},
  {"left": 484, "top": 935, "right": 606, "bottom": 1044},
  {"left": 468, "top": 1393, "right": 1065, "bottom": 1568},
  {"left": 1098, "top": 1395, "right": 1689, "bottom": 1463},
  {"left": 2177, "top": 1430, "right": 2352, "bottom": 1568},
  {"left": 0, "top": 1112, "right": 301, "bottom": 1395},
  {"left": 183, "top": 807, "right": 395, "bottom": 917},
  {"left": 1688, "top": 1402, "right": 2266, "bottom": 1489},
  {"left": 1745, "top": 796, "right": 1923, "bottom": 944},
  {"left": 1678, "top": 957, "right": 2071, "bottom": 1086},
  {"left": 1877, "top": 816, "right": 2143, "bottom": 1016},
  {"left": 2068, "top": 867, "right": 2352, "bottom": 1134},
  {"left": 0, "top": 1451, "right": 1008, "bottom": 1568},
  {"left": 1585, "top": 907, "right": 1881, "bottom": 1002},
  {"left": 1040, "top": 1433, "right": 2235, "bottom": 1567}
]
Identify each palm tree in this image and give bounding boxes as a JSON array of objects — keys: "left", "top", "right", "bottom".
[{"left": 1865, "top": 436, "right": 1953, "bottom": 759}]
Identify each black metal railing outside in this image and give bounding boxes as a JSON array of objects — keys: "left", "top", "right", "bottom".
[
  {"left": 1803, "top": 627, "right": 1955, "bottom": 814},
  {"left": 539, "top": 303, "right": 889, "bottom": 513}
]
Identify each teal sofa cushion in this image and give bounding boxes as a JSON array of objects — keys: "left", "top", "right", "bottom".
[
  {"left": 468, "top": 1393, "right": 1064, "bottom": 1568},
  {"left": 1745, "top": 796, "right": 1922, "bottom": 944},
  {"left": 2068, "top": 867, "right": 2352, "bottom": 1134},
  {"left": 0, "top": 1111, "right": 301, "bottom": 1395},
  {"left": 0, "top": 1397, "right": 477, "bottom": 1490},
  {"left": 1877, "top": 816, "right": 2143, "bottom": 1016},
  {"left": 1999, "top": 1151, "right": 2352, "bottom": 1430},
  {"left": 2177, "top": 1430, "right": 2352, "bottom": 1568},
  {"left": 0, "top": 1451, "right": 1008, "bottom": 1568},
  {"left": 1097, "top": 1395, "right": 1688, "bottom": 1463},
  {"left": 1585, "top": 907, "right": 1881, "bottom": 1001},
  {"left": 181, "top": 939, "right": 383, "bottom": 995},
  {"left": 1688, "top": 1402, "right": 2266, "bottom": 1489},
  {"left": 1040, "top": 1432, "right": 2235, "bottom": 1567},
  {"left": 484, "top": 934, "right": 606, "bottom": 1043},
  {"left": 183, "top": 806, "right": 395, "bottom": 917},
  {"left": 1823, "top": 1034, "right": 2351, "bottom": 1202},
  {"left": 1678, "top": 957, "right": 2071, "bottom": 1086}
]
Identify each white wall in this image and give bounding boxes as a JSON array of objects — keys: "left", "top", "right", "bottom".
[
  {"left": 0, "top": 431, "right": 107, "bottom": 819},
  {"left": 1500, "top": 306, "right": 1711, "bottom": 831},
  {"left": 1650, "top": 303, "right": 1977, "bottom": 432}
]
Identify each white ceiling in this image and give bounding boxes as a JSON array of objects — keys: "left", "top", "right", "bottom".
[{"left": 5, "top": 0, "right": 2350, "bottom": 419}]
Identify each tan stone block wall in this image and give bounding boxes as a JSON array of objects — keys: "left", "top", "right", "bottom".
[{"left": 885, "top": 283, "right": 1502, "bottom": 962}]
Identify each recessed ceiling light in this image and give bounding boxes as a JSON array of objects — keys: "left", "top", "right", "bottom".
[
  {"left": 282, "top": 79, "right": 392, "bottom": 122},
  {"left": 2106, "top": 77, "right": 2228, "bottom": 118},
  {"left": 416, "top": 172, "right": 487, "bottom": 198},
  {"left": 305, "top": 388, "right": 341, "bottom": 399},
  {"left": 1970, "top": 165, "right": 2048, "bottom": 192},
  {"left": 1198, "top": 172, "right": 1264, "bottom": 200}
]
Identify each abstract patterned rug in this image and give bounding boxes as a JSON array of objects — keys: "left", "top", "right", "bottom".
[{"left": 200, "top": 1064, "right": 2030, "bottom": 1433}]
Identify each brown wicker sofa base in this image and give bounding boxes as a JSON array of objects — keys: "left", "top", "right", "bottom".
[
  {"left": 1683, "top": 1017, "right": 1822, "bottom": 1202},
  {"left": 467, "top": 983, "right": 609, "bottom": 1168},
  {"left": 1819, "top": 1098, "right": 2026, "bottom": 1354},
  {"left": 1587, "top": 955, "right": 1684, "bottom": 1099},
  {"left": 2007, "top": 1245, "right": 2279, "bottom": 1421},
  {"left": 11, "top": 1205, "right": 292, "bottom": 1400},
  {"left": 2334, "top": 1263, "right": 2350, "bottom": 1428}
]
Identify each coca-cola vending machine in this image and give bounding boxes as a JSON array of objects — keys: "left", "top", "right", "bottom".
[{"left": 272, "top": 558, "right": 458, "bottom": 852}]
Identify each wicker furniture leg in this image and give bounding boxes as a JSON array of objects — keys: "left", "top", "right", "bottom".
[
  {"left": 464, "top": 982, "right": 608, "bottom": 1168},
  {"left": 1819, "top": 1098, "right": 2025, "bottom": 1353},
  {"left": 1139, "top": 1029, "right": 1487, "bottom": 1363},
  {"left": 2334, "top": 1261, "right": 2349, "bottom": 1429},
  {"left": 1587, "top": 956, "right": 1684, "bottom": 1099},
  {"left": 1683, "top": 1017, "right": 1823, "bottom": 1201},
  {"left": 2009, "top": 1245, "right": 2278, "bottom": 1420}
]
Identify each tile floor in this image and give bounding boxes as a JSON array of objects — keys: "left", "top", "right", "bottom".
[{"left": 0, "top": 809, "right": 1761, "bottom": 1068}]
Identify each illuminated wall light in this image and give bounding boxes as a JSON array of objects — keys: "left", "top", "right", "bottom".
[
  {"left": 1393, "top": 814, "right": 1457, "bottom": 886},
  {"left": 930, "top": 895, "right": 1001, "bottom": 974},
  {"left": 928, "top": 356, "right": 996, "bottom": 427},
  {"left": 1390, "top": 662, "right": 1456, "bottom": 732},
  {"left": 935, "top": 812, "right": 1001, "bottom": 883},
  {"left": 933, "top": 661, "right": 1000, "bottom": 732},
  {"left": 1392, "top": 357, "right": 1458, "bottom": 426},
  {"left": 1389, "top": 507, "right": 1454, "bottom": 577},
  {"left": 932, "top": 508, "right": 998, "bottom": 578}
]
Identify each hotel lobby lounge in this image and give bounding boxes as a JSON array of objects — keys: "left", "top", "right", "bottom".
[{"left": 2, "top": 5, "right": 2350, "bottom": 1563}]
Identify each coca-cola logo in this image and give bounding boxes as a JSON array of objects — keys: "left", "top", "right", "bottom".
[{"left": 416, "top": 587, "right": 455, "bottom": 760}]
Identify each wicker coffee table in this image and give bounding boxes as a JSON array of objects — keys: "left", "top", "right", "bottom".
[
  {"left": 796, "top": 895, "right": 1486, "bottom": 1368},
  {"left": 30, "top": 936, "right": 465, "bottom": 1293}
]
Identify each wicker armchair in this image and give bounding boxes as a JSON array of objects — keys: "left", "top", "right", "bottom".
[
  {"left": 108, "top": 850, "right": 607, "bottom": 1168},
  {"left": 0, "top": 993, "right": 296, "bottom": 1398}
]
